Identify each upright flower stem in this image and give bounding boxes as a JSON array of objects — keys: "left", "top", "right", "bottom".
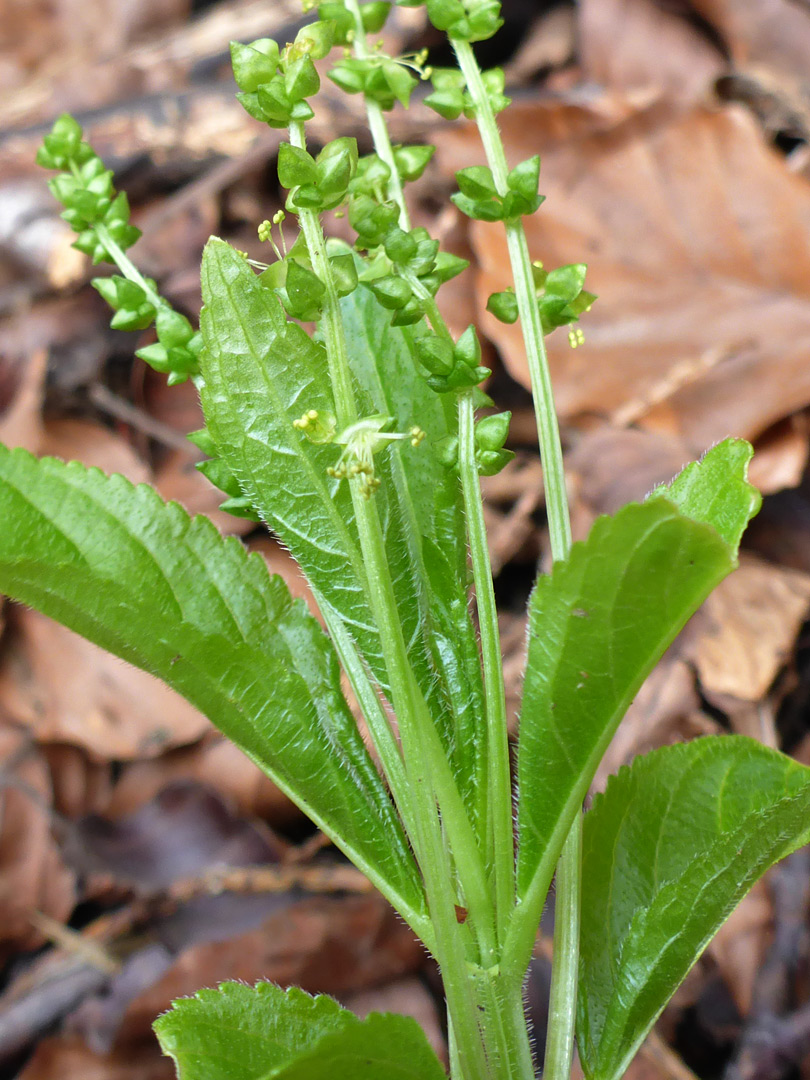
[
  {"left": 95, "top": 224, "right": 164, "bottom": 312},
  {"left": 453, "top": 37, "right": 583, "bottom": 1080},
  {"left": 344, "top": 0, "right": 515, "bottom": 955},
  {"left": 289, "top": 116, "right": 496, "bottom": 1080},
  {"left": 458, "top": 390, "right": 515, "bottom": 940},
  {"left": 343, "top": 0, "right": 411, "bottom": 232}
]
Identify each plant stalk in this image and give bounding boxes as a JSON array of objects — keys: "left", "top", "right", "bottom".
[
  {"left": 95, "top": 224, "right": 165, "bottom": 312},
  {"left": 289, "top": 116, "right": 493, "bottom": 1080},
  {"left": 453, "top": 37, "right": 582, "bottom": 1080},
  {"left": 458, "top": 390, "right": 515, "bottom": 942}
]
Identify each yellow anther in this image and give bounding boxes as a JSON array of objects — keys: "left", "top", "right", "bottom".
[
  {"left": 293, "top": 409, "right": 336, "bottom": 444},
  {"left": 568, "top": 327, "right": 585, "bottom": 349},
  {"left": 410, "top": 426, "right": 426, "bottom": 447},
  {"left": 273, "top": 210, "right": 286, "bottom": 225}
]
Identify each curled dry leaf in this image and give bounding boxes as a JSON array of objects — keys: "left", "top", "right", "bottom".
[
  {"left": 692, "top": 0, "right": 810, "bottom": 80},
  {"left": 683, "top": 554, "right": 810, "bottom": 708},
  {"left": 106, "top": 736, "right": 299, "bottom": 826},
  {"left": 578, "top": 0, "right": 724, "bottom": 106},
  {"left": 0, "top": 724, "right": 75, "bottom": 954},
  {"left": 443, "top": 103, "right": 810, "bottom": 454},
  {"left": 0, "top": 606, "right": 209, "bottom": 759}
]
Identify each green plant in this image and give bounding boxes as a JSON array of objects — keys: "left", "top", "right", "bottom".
[{"left": 7, "top": 2, "right": 810, "bottom": 1078}]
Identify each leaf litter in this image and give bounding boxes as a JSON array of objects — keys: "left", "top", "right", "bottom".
[{"left": 6, "top": 0, "right": 810, "bottom": 1077}]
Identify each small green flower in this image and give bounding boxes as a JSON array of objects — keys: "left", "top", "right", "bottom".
[{"left": 326, "top": 415, "right": 425, "bottom": 497}]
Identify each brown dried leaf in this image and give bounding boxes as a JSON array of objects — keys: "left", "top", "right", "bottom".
[
  {"left": 0, "top": 606, "right": 209, "bottom": 759},
  {"left": 0, "top": 349, "right": 46, "bottom": 452},
  {"left": 747, "top": 415, "right": 810, "bottom": 495},
  {"left": 579, "top": 0, "right": 724, "bottom": 105},
  {"left": 43, "top": 743, "right": 112, "bottom": 820},
  {"left": 0, "top": 724, "right": 75, "bottom": 953},
  {"left": 570, "top": 426, "right": 693, "bottom": 515},
  {"left": 592, "top": 658, "right": 712, "bottom": 795},
  {"left": 707, "top": 880, "right": 772, "bottom": 1017},
  {"left": 118, "top": 894, "right": 424, "bottom": 1040},
  {"left": 40, "top": 418, "right": 150, "bottom": 482},
  {"left": 692, "top": 0, "right": 810, "bottom": 78},
  {"left": 684, "top": 554, "right": 810, "bottom": 705},
  {"left": 446, "top": 103, "right": 810, "bottom": 453},
  {"left": 106, "top": 736, "right": 299, "bottom": 826},
  {"left": 68, "top": 780, "right": 283, "bottom": 890},
  {"left": 18, "top": 1035, "right": 172, "bottom": 1080}
]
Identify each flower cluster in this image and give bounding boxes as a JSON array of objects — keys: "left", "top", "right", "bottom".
[
  {"left": 452, "top": 158, "right": 543, "bottom": 223},
  {"left": 437, "top": 410, "right": 514, "bottom": 475},
  {"left": 38, "top": 114, "right": 202, "bottom": 385},
  {"left": 487, "top": 262, "right": 596, "bottom": 338},
  {"left": 37, "top": 115, "right": 139, "bottom": 264}
]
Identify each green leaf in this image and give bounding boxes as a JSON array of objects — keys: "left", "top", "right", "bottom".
[
  {"left": 155, "top": 982, "right": 447, "bottom": 1080},
  {"left": 649, "top": 436, "right": 761, "bottom": 548},
  {"left": 338, "top": 276, "right": 486, "bottom": 827},
  {"left": 578, "top": 736, "right": 810, "bottom": 1080},
  {"left": 516, "top": 440, "right": 760, "bottom": 920},
  {"left": 277, "top": 143, "right": 318, "bottom": 189},
  {"left": 200, "top": 238, "right": 384, "bottom": 672},
  {"left": 200, "top": 238, "right": 481, "bottom": 820},
  {"left": 0, "top": 445, "right": 425, "bottom": 927}
]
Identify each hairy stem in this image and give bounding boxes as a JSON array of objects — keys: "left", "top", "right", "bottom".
[
  {"left": 340, "top": 2, "right": 510, "bottom": 966},
  {"left": 289, "top": 116, "right": 493, "bottom": 1080},
  {"left": 458, "top": 390, "right": 515, "bottom": 942},
  {"left": 95, "top": 224, "right": 165, "bottom": 312},
  {"left": 343, "top": 0, "right": 411, "bottom": 231},
  {"left": 453, "top": 37, "right": 581, "bottom": 1080}
]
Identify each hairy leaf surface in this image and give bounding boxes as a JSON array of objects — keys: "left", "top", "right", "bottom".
[
  {"left": 155, "top": 982, "right": 447, "bottom": 1080},
  {"left": 516, "top": 440, "right": 760, "bottom": 914},
  {"left": 578, "top": 737, "right": 810, "bottom": 1080},
  {"left": 200, "top": 240, "right": 482, "bottom": 818},
  {"left": 339, "top": 277, "right": 485, "bottom": 823},
  {"left": 0, "top": 446, "right": 425, "bottom": 925}
]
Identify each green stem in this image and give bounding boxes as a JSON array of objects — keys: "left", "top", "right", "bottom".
[
  {"left": 343, "top": 0, "right": 411, "bottom": 232},
  {"left": 542, "top": 820, "right": 582, "bottom": 1080},
  {"left": 95, "top": 224, "right": 165, "bottom": 313},
  {"left": 474, "top": 969, "right": 536, "bottom": 1080},
  {"left": 335, "top": 15, "right": 510, "bottom": 963},
  {"left": 458, "top": 391, "right": 514, "bottom": 943},
  {"left": 289, "top": 117, "right": 492, "bottom": 1080},
  {"left": 453, "top": 37, "right": 581, "bottom": 1080},
  {"left": 319, "top": 601, "right": 419, "bottom": 838}
]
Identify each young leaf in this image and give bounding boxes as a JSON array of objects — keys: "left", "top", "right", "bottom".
[
  {"left": 515, "top": 440, "right": 760, "bottom": 944},
  {"left": 199, "top": 238, "right": 388, "bottom": 682},
  {"left": 578, "top": 737, "right": 810, "bottom": 1080},
  {"left": 201, "top": 240, "right": 485, "bottom": 826},
  {"left": 155, "top": 982, "right": 447, "bottom": 1080},
  {"left": 0, "top": 446, "right": 426, "bottom": 929},
  {"left": 338, "top": 277, "right": 487, "bottom": 827}
]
